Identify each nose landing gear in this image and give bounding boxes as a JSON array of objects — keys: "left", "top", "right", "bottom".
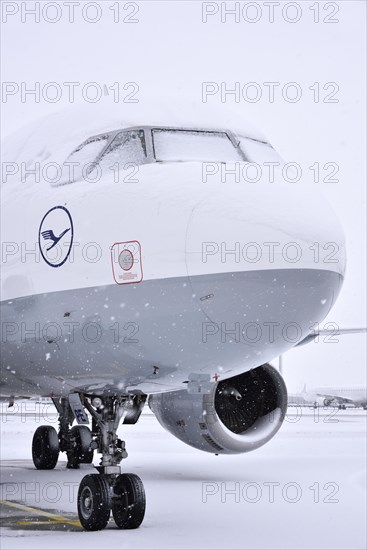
[
  {"left": 76, "top": 394, "right": 147, "bottom": 530},
  {"left": 77, "top": 471, "right": 146, "bottom": 531},
  {"left": 78, "top": 474, "right": 111, "bottom": 531},
  {"left": 111, "top": 473, "right": 146, "bottom": 529}
]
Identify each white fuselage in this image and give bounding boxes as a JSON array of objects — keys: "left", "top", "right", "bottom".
[{"left": 0, "top": 119, "right": 346, "bottom": 399}]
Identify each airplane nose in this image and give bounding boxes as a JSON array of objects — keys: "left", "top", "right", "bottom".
[
  {"left": 185, "top": 180, "right": 345, "bottom": 278},
  {"left": 184, "top": 180, "right": 345, "bottom": 359}
]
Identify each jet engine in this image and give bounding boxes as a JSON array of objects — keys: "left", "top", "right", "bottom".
[{"left": 149, "top": 364, "right": 287, "bottom": 454}]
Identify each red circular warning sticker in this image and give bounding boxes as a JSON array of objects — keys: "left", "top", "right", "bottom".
[
  {"left": 119, "top": 249, "right": 134, "bottom": 271},
  {"left": 111, "top": 241, "right": 143, "bottom": 285}
]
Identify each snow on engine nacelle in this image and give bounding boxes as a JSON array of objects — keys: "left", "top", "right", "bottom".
[{"left": 149, "top": 364, "right": 287, "bottom": 454}]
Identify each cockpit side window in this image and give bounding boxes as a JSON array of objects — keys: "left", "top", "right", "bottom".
[
  {"left": 152, "top": 129, "right": 244, "bottom": 163},
  {"left": 62, "top": 130, "right": 147, "bottom": 184},
  {"left": 97, "top": 129, "right": 147, "bottom": 172},
  {"left": 65, "top": 134, "right": 109, "bottom": 182},
  {"left": 238, "top": 136, "right": 284, "bottom": 165}
]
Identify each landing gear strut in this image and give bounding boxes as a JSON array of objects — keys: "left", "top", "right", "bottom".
[
  {"left": 31, "top": 392, "right": 147, "bottom": 531},
  {"left": 77, "top": 395, "right": 146, "bottom": 530}
]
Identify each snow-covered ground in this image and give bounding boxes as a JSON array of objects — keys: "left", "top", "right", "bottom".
[{"left": 1, "top": 405, "right": 366, "bottom": 549}]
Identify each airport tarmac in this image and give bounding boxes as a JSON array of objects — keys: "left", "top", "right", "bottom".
[{"left": 0, "top": 405, "right": 366, "bottom": 549}]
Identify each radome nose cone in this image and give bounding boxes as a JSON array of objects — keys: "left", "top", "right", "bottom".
[
  {"left": 185, "top": 180, "right": 346, "bottom": 280},
  {"left": 184, "top": 179, "right": 345, "bottom": 364}
]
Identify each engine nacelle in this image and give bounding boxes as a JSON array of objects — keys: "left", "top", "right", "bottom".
[{"left": 149, "top": 364, "right": 287, "bottom": 454}]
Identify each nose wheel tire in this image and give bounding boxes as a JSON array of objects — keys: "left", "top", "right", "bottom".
[
  {"left": 112, "top": 473, "right": 146, "bottom": 529},
  {"left": 32, "top": 425, "right": 60, "bottom": 470},
  {"left": 77, "top": 474, "right": 111, "bottom": 531},
  {"left": 67, "top": 425, "right": 94, "bottom": 468}
]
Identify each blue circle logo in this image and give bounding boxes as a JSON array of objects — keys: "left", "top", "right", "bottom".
[{"left": 38, "top": 206, "right": 74, "bottom": 268}]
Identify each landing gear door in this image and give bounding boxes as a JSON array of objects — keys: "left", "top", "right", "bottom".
[{"left": 69, "top": 393, "right": 89, "bottom": 424}]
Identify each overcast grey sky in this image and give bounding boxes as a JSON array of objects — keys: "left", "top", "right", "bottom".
[{"left": 1, "top": 0, "right": 366, "bottom": 388}]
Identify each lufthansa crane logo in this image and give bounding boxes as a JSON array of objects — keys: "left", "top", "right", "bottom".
[{"left": 39, "top": 206, "right": 74, "bottom": 267}]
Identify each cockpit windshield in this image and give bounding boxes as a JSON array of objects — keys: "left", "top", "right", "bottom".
[
  {"left": 152, "top": 129, "right": 244, "bottom": 163},
  {"left": 61, "top": 126, "right": 272, "bottom": 185}
]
